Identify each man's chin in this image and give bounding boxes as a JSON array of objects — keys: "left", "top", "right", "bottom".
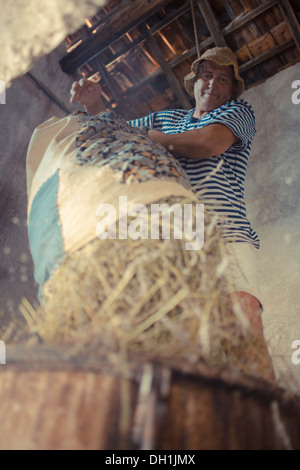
[{"left": 204, "top": 95, "right": 229, "bottom": 109}]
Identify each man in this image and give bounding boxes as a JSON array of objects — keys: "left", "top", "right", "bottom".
[{"left": 70, "top": 46, "right": 275, "bottom": 381}]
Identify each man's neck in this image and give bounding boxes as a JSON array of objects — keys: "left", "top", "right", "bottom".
[{"left": 192, "top": 109, "right": 208, "bottom": 119}]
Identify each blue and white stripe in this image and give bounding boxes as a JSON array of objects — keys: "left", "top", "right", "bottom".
[{"left": 129, "top": 99, "right": 259, "bottom": 248}]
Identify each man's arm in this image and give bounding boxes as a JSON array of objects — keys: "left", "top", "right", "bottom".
[
  {"left": 70, "top": 78, "right": 106, "bottom": 115},
  {"left": 148, "top": 124, "right": 239, "bottom": 159}
]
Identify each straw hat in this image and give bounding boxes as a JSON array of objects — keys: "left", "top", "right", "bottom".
[{"left": 184, "top": 47, "right": 245, "bottom": 98}]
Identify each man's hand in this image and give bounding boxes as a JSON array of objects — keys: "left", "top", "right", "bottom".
[
  {"left": 70, "top": 78, "right": 106, "bottom": 115},
  {"left": 147, "top": 130, "right": 167, "bottom": 146}
]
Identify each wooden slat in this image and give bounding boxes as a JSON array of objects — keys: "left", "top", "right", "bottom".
[
  {"left": 222, "top": 0, "right": 278, "bottom": 36},
  {"left": 1, "top": 343, "right": 300, "bottom": 450},
  {"left": 196, "top": 0, "right": 227, "bottom": 47},
  {"left": 92, "top": 61, "right": 122, "bottom": 112},
  {"left": 138, "top": 23, "right": 191, "bottom": 109},
  {"left": 239, "top": 38, "right": 294, "bottom": 72},
  {"left": 93, "top": 55, "right": 123, "bottom": 103},
  {"left": 277, "top": 0, "right": 300, "bottom": 53},
  {"left": 247, "top": 31, "right": 276, "bottom": 58}
]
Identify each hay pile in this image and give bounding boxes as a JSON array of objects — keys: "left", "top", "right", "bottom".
[
  {"left": 16, "top": 195, "right": 275, "bottom": 379},
  {"left": 12, "top": 197, "right": 276, "bottom": 376}
]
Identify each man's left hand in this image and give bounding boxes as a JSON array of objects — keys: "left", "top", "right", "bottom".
[{"left": 147, "top": 129, "right": 166, "bottom": 146}]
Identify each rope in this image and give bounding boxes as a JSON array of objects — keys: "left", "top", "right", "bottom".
[{"left": 191, "top": 0, "right": 200, "bottom": 58}]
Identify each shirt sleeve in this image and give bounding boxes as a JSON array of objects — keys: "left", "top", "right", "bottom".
[
  {"left": 200, "top": 100, "right": 256, "bottom": 151},
  {"left": 128, "top": 113, "right": 156, "bottom": 129}
]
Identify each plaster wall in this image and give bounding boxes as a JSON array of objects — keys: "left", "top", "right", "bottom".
[
  {"left": 0, "top": 44, "right": 74, "bottom": 334},
  {"left": 243, "top": 63, "right": 300, "bottom": 391}
]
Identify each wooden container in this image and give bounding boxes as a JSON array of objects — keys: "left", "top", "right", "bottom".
[{"left": 0, "top": 342, "right": 299, "bottom": 450}]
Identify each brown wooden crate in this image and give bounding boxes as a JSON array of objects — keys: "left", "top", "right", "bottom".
[
  {"left": 236, "top": 45, "right": 253, "bottom": 63},
  {"left": 248, "top": 31, "right": 276, "bottom": 57},
  {"left": 271, "top": 21, "right": 292, "bottom": 45}
]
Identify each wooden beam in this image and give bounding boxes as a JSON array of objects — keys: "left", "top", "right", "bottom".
[
  {"left": 93, "top": 55, "right": 122, "bottom": 102},
  {"left": 222, "top": 0, "right": 278, "bottom": 36},
  {"left": 196, "top": 0, "right": 227, "bottom": 47},
  {"left": 151, "top": 0, "right": 197, "bottom": 37},
  {"left": 138, "top": 23, "right": 191, "bottom": 109},
  {"left": 92, "top": 55, "right": 130, "bottom": 115},
  {"left": 60, "top": 0, "right": 173, "bottom": 74},
  {"left": 277, "top": 0, "right": 300, "bottom": 54}
]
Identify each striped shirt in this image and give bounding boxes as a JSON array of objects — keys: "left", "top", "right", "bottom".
[{"left": 128, "top": 99, "right": 259, "bottom": 248}]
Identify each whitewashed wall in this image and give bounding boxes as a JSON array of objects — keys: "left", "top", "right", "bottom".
[
  {"left": 0, "top": 44, "right": 74, "bottom": 333},
  {"left": 243, "top": 63, "right": 300, "bottom": 392}
]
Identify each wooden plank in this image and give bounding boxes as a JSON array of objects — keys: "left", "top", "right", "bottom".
[
  {"left": 196, "top": 0, "right": 227, "bottom": 47},
  {"left": 222, "top": 0, "right": 278, "bottom": 36},
  {"left": 235, "top": 45, "right": 253, "bottom": 64},
  {"left": 248, "top": 32, "right": 276, "bottom": 58},
  {"left": 138, "top": 23, "right": 191, "bottom": 109},
  {"left": 277, "top": 0, "right": 300, "bottom": 53},
  {"left": 1, "top": 344, "right": 300, "bottom": 450},
  {"left": 0, "top": 369, "right": 121, "bottom": 450},
  {"left": 93, "top": 55, "right": 122, "bottom": 102},
  {"left": 239, "top": 38, "right": 294, "bottom": 72},
  {"left": 92, "top": 56, "right": 131, "bottom": 115},
  {"left": 271, "top": 21, "right": 292, "bottom": 44},
  {"left": 60, "top": 0, "right": 173, "bottom": 74}
]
